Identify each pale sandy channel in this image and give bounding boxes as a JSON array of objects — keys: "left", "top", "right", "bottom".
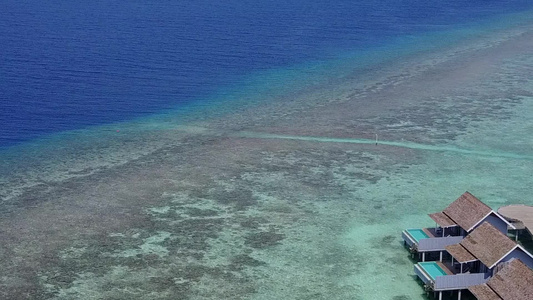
[{"left": 1, "top": 17, "right": 533, "bottom": 300}]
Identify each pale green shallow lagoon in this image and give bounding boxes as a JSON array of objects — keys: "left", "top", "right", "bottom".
[{"left": 1, "top": 15, "right": 533, "bottom": 300}]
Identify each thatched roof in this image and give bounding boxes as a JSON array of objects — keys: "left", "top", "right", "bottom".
[
  {"left": 498, "top": 204, "right": 533, "bottom": 236},
  {"left": 429, "top": 212, "right": 457, "bottom": 228},
  {"left": 469, "top": 259, "right": 533, "bottom": 300},
  {"left": 460, "top": 222, "right": 516, "bottom": 268},
  {"left": 469, "top": 284, "right": 501, "bottom": 300},
  {"left": 445, "top": 244, "right": 476, "bottom": 263},
  {"left": 487, "top": 259, "right": 533, "bottom": 299},
  {"left": 443, "top": 191, "right": 492, "bottom": 231}
]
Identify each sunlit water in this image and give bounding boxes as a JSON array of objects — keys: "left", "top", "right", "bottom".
[{"left": 1, "top": 1, "right": 533, "bottom": 299}]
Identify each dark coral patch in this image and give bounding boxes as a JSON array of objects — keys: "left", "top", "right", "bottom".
[
  {"left": 216, "top": 188, "right": 257, "bottom": 210},
  {"left": 245, "top": 231, "right": 285, "bottom": 249},
  {"left": 229, "top": 254, "right": 267, "bottom": 271}
]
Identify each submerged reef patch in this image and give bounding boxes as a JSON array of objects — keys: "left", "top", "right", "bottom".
[{"left": 245, "top": 231, "right": 286, "bottom": 249}]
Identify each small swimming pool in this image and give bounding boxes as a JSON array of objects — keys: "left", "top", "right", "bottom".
[
  {"left": 407, "top": 229, "right": 429, "bottom": 242},
  {"left": 419, "top": 262, "right": 447, "bottom": 279}
]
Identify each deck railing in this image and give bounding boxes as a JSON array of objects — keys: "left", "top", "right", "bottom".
[
  {"left": 418, "top": 236, "right": 464, "bottom": 251},
  {"left": 433, "top": 273, "right": 488, "bottom": 291}
]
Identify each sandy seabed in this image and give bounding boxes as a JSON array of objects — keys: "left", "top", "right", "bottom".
[{"left": 1, "top": 17, "right": 533, "bottom": 300}]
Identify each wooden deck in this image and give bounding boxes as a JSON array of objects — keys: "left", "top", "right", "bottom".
[
  {"left": 498, "top": 205, "right": 533, "bottom": 235},
  {"left": 436, "top": 261, "right": 454, "bottom": 275},
  {"left": 422, "top": 228, "right": 436, "bottom": 238}
]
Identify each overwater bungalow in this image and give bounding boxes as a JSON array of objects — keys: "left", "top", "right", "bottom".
[
  {"left": 402, "top": 192, "right": 514, "bottom": 262},
  {"left": 498, "top": 204, "right": 533, "bottom": 242},
  {"left": 414, "top": 222, "right": 533, "bottom": 300},
  {"left": 468, "top": 258, "right": 533, "bottom": 300}
]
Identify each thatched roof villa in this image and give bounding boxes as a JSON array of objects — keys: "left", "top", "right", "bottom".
[
  {"left": 402, "top": 192, "right": 513, "bottom": 262},
  {"left": 414, "top": 222, "right": 533, "bottom": 299},
  {"left": 429, "top": 192, "right": 512, "bottom": 235},
  {"left": 446, "top": 222, "right": 532, "bottom": 270},
  {"left": 469, "top": 258, "right": 533, "bottom": 300},
  {"left": 401, "top": 189, "right": 533, "bottom": 300}
]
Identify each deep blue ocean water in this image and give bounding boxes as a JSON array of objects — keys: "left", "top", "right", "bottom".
[{"left": 1, "top": 0, "right": 533, "bottom": 148}]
